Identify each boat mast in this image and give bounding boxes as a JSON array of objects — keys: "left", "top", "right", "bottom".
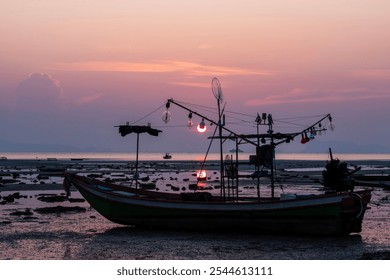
[
  {"left": 268, "top": 114, "right": 275, "bottom": 198},
  {"left": 135, "top": 132, "right": 139, "bottom": 192},
  {"left": 256, "top": 115, "right": 261, "bottom": 199}
]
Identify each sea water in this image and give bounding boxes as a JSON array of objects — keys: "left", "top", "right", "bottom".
[{"left": 2, "top": 151, "right": 390, "bottom": 161}]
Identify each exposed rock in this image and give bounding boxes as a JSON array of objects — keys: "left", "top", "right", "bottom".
[
  {"left": 68, "top": 198, "right": 85, "bottom": 203},
  {"left": 37, "top": 194, "right": 67, "bottom": 203},
  {"left": 35, "top": 206, "right": 86, "bottom": 214},
  {"left": 10, "top": 208, "right": 33, "bottom": 216},
  {"left": 2, "top": 192, "right": 25, "bottom": 203}
]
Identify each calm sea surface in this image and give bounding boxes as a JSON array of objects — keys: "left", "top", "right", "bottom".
[{"left": 2, "top": 152, "right": 390, "bottom": 161}]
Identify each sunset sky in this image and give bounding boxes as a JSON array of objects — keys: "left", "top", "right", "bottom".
[{"left": 1, "top": 0, "right": 390, "bottom": 154}]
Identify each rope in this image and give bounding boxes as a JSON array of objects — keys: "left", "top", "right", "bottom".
[{"left": 130, "top": 103, "right": 166, "bottom": 125}]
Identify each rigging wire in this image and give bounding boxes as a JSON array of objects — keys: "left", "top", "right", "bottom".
[
  {"left": 130, "top": 103, "right": 166, "bottom": 125},
  {"left": 129, "top": 99, "right": 331, "bottom": 136}
]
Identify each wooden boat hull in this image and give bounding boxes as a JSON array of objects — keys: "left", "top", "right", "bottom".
[{"left": 65, "top": 173, "right": 371, "bottom": 236}]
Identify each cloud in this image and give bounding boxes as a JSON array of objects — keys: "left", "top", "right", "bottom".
[
  {"left": 14, "top": 73, "right": 65, "bottom": 111},
  {"left": 169, "top": 81, "right": 211, "bottom": 88},
  {"left": 351, "top": 69, "right": 390, "bottom": 79},
  {"left": 52, "top": 60, "right": 272, "bottom": 77},
  {"left": 244, "top": 87, "right": 390, "bottom": 106},
  {"left": 75, "top": 93, "right": 103, "bottom": 106}
]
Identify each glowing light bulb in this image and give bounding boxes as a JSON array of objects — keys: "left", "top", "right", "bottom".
[
  {"left": 197, "top": 125, "right": 207, "bottom": 133},
  {"left": 197, "top": 119, "right": 206, "bottom": 133}
]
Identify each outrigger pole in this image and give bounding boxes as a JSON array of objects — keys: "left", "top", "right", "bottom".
[{"left": 116, "top": 124, "right": 162, "bottom": 195}]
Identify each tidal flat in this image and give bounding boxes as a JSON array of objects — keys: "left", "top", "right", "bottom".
[{"left": 1, "top": 158, "right": 389, "bottom": 260}]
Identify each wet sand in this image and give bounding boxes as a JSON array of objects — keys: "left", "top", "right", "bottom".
[{"left": 1, "top": 158, "right": 390, "bottom": 260}]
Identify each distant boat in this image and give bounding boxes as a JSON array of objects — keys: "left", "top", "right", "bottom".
[
  {"left": 229, "top": 148, "right": 244, "bottom": 153},
  {"left": 163, "top": 153, "right": 172, "bottom": 159}
]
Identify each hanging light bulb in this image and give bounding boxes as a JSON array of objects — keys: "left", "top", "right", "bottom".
[
  {"left": 304, "top": 132, "right": 310, "bottom": 142},
  {"left": 187, "top": 112, "right": 193, "bottom": 128},
  {"left": 301, "top": 133, "right": 310, "bottom": 144},
  {"left": 328, "top": 115, "right": 335, "bottom": 131},
  {"left": 255, "top": 113, "right": 261, "bottom": 124},
  {"left": 301, "top": 133, "right": 306, "bottom": 144},
  {"left": 199, "top": 119, "right": 205, "bottom": 129},
  {"left": 162, "top": 110, "right": 171, "bottom": 123},
  {"left": 318, "top": 122, "right": 323, "bottom": 135},
  {"left": 162, "top": 102, "right": 171, "bottom": 123},
  {"left": 309, "top": 128, "right": 315, "bottom": 140},
  {"left": 197, "top": 119, "right": 207, "bottom": 133}
]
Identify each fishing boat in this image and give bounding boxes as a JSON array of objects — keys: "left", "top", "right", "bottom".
[
  {"left": 64, "top": 78, "right": 372, "bottom": 236},
  {"left": 64, "top": 173, "right": 371, "bottom": 236},
  {"left": 163, "top": 153, "right": 172, "bottom": 159},
  {"left": 229, "top": 148, "right": 244, "bottom": 153}
]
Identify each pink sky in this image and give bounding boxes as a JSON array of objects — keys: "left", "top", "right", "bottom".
[{"left": 1, "top": 0, "right": 390, "bottom": 153}]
